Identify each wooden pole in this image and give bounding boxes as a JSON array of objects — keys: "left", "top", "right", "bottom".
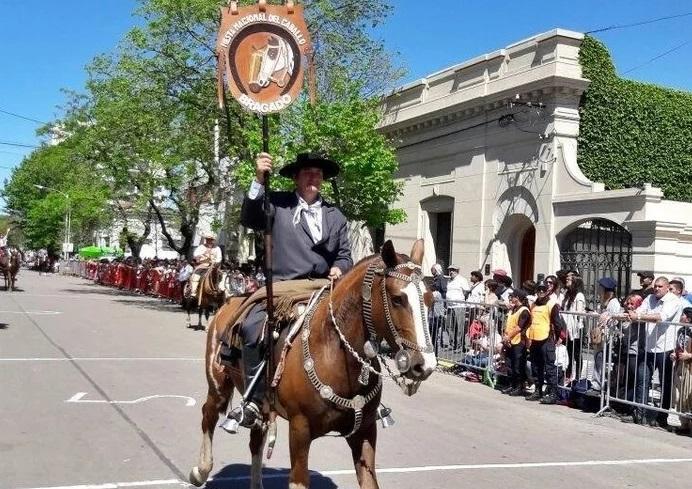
[{"left": 261, "top": 115, "right": 274, "bottom": 364}]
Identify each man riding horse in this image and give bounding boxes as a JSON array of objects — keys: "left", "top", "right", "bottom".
[
  {"left": 189, "top": 232, "right": 223, "bottom": 301},
  {"left": 0, "top": 226, "right": 10, "bottom": 255},
  {"left": 0, "top": 226, "right": 20, "bottom": 290},
  {"left": 229, "top": 151, "right": 353, "bottom": 429}
]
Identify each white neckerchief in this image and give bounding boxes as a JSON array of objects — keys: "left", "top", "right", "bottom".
[{"left": 293, "top": 194, "right": 323, "bottom": 242}]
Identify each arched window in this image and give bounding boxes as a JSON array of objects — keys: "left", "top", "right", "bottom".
[{"left": 559, "top": 219, "right": 632, "bottom": 309}]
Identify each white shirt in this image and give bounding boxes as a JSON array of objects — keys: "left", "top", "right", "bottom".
[
  {"left": 248, "top": 180, "right": 323, "bottom": 243},
  {"left": 500, "top": 286, "right": 513, "bottom": 303},
  {"left": 178, "top": 264, "right": 193, "bottom": 282},
  {"left": 446, "top": 275, "right": 470, "bottom": 304},
  {"left": 476, "top": 332, "right": 503, "bottom": 353},
  {"left": 637, "top": 292, "right": 683, "bottom": 353},
  {"left": 193, "top": 244, "right": 222, "bottom": 265},
  {"left": 467, "top": 281, "right": 485, "bottom": 303},
  {"left": 605, "top": 297, "right": 622, "bottom": 315},
  {"left": 555, "top": 344, "right": 569, "bottom": 370},
  {"left": 562, "top": 292, "right": 586, "bottom": 339}
]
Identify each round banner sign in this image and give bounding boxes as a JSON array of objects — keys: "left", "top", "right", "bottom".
[{"left": 217, "top": 1, "right": 311, "bottom": 115}]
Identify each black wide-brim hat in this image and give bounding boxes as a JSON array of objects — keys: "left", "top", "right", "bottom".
[{"left": 279, "top": 152, "right": 340, "bottom": 179}]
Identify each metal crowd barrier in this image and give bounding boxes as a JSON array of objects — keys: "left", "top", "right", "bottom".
[
  {"left": 59, "top": 260, "right": 184, "bottom": 302},
  {"left": 430, "top": 300, "right": 692, "bottom": 425},
  {"left": 429, "top": 300, "right": 506, "bottom": 384},
  {"left": 598, "top": 314, "right": 692, "bottom": 424}
]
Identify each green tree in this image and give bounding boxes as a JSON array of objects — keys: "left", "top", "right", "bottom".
[
  {"left": 2, "top": 143, "right": 110, "bottom": 253},
  {"left": 28, "top": 0, "right": 407, "bottom": 257}
]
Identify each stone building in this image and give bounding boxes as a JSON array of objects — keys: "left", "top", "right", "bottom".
[{"left": 379, "top": 29, "right": 692, "bottom": 304}]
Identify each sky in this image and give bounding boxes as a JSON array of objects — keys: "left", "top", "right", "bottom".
[{"left": 1, "top": 0, "right": 691, "bottom": 202}]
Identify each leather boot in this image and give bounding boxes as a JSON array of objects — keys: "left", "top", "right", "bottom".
[{"left": 238, "top": 343, "right": 266, "bottom": 428}]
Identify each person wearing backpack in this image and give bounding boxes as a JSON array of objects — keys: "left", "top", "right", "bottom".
[{"left": 526, "top": 280, "right": 564, "bottom": 404}]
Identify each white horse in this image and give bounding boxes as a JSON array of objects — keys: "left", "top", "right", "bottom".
[{"left": 250, "top": 35, "right": 294, "bottom": 93}]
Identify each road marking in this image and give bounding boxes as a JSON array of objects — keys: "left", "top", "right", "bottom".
[
  {"left": 0, "top": 357, "right": 202, "bottom": 362},
  {"left": 15, "top": 458, "right": 692, "bottom": 488},
  {"left": 13, "top": 479, "right": 184, "bottom": 489},
  {"left": 66, "top": 392, "right": 196, "bottom": 407},
  {"left": 0, "top": 310, "right": 62, "bottom": 315}
]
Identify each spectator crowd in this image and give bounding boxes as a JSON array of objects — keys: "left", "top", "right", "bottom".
[{"left": 428, "top": 265, "right": 692, "bottom": 435}]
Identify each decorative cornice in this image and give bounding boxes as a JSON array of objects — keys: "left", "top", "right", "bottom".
[{"left": 380, "top": 28, "right": 589, "bottom": 140}]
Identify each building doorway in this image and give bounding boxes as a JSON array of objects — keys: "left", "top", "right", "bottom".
[
  {"left": 420, "top": 196, "right": 455, "bottom": 272},
  {"left": 520, "top": 225, "right": 535, "bottom": 284},
  {"left": 429, "top": 211, "right": 452, "bottom": 270},
  {"left": 495, "top": 214, "right": 535, "bottom": 284}
]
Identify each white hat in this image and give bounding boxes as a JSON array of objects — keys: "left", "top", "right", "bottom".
[{"left": 203, "top": 232, "right": 217, "bottom": 240}]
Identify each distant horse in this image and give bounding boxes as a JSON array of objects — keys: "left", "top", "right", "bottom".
[
  {"left": 0, "top": 248, "right": 22, "bottom": 291},
  {"left": 249, "top": 34, "right": 294, "bottom": 93},
  {"left": 183, "top": 264, "right": 227, "bottom": 330},
  {"left": 189, "top": 240, "right": 436, "bottom": 489}
]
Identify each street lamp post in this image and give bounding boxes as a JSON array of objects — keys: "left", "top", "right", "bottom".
[{"left": 33, "top": 184, "right": 71, "bottom": 260}]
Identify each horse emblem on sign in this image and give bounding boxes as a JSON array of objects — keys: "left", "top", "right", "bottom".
[
  {"left": 249, "top": 35, "right": 295, "bottom": 93},
  {"left": 217, "top": 0, "right": 311, "bottom": 114}
]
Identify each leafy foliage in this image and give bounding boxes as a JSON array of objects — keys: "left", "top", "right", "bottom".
[
  {"left": 578, "top": 36, "right": 692, "bottom": 202},
  {"left": 1, "top": 143, "right": 110, "bottom": 253},
  {"left": 5, "top": 0, "right": 406, "bottom": 256}
]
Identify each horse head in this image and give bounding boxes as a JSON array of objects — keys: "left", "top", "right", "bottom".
[
  {"left": 254, "top": 35, "right": 294, "bottom": 91},
  {"left": 10, "top": 248, "right": 22, "bottom": 269},
  {"left": 364, "top": 239, "right": 436, "bottom": 390}
]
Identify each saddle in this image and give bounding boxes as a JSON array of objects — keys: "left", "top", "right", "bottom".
[{"left": 216, "top": 279, "right": 329, "bottom": 366}]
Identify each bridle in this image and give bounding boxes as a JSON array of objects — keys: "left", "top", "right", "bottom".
[
  {"left": 299, "top": 259, "right": 433, "bottom": 437},
  {"left": 361, "top": 261, "right": 433, "bottom": 373}
]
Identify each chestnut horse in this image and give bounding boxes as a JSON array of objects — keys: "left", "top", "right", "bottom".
[
  {"left": 0, "top": 248, "right": 21, "bottom": 291},
  {"left": 190, "top": 239, "right": 436, "bottom": 489},
  {"left": 183, "top": 264, "right": 227, "bottom": 330}
]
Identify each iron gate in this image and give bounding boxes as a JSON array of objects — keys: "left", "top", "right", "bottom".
[{"left": 559, "top": 219, "right": 632, "bottom": 310}]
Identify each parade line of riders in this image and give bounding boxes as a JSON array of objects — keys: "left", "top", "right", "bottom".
[
  {"left": 40, "top": 151, "right": 692, "bottom": 436},
  {"left": 428, "top": 266, "right": 692, "bottom": 435}
]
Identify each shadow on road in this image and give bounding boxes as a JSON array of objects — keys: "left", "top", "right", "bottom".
[
  {"left": 114, "top": 298, "right": 184, "bottom": 313},
  {"left": 62, "top": 285, "right": 140, "bottom": 297},
  {"left": 206, "top": 464, "right": 338, "bottom": 489},
  {"left": 0, "top": 286, "right": 24, "bottom": 292},
  {"left": 0, "top": 322, "right": 8, "bottom": 330}
]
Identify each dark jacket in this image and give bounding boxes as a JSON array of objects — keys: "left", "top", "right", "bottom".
[
  {"left": 240, "top": 191, "right": 353, "bottom": 281},
  {"left": 432, "top": 274, "right": 448, "bottom": 299}
]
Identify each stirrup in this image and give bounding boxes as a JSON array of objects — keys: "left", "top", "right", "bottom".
[
  {"left": 221, "top": 401, "right": 262, "bottom": 433},
  {"left": 376, "top": 404, "right": 395, "bottom": 429}
]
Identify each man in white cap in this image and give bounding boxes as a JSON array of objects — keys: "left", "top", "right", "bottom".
[
  {"left": 189, "top": 232, "right": 223, "bottom": 298},
  {"left": 446, "top": 265, "right": 470, "bottom": 349},
  {"left": 447, "top": 265, "right": 470, "bottom": 302},
  {"left": 0, "top": 226, "right": 11, "bottom": 262},
  {"left": 0, "top": 226, "right": 10, "bottom": 249}
]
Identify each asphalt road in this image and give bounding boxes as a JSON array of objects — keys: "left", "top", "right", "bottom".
[{"left": 1, "top": 272, "right": 691, "bottom": 489}]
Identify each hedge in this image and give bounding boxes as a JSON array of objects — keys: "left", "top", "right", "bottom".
[{"left": 577, "top": 35, "right": 692, "bottom": 202}]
